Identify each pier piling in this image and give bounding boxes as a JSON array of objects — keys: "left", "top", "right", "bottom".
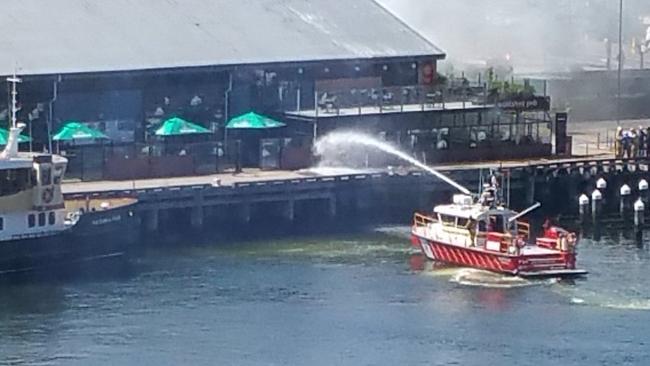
[
  {"left": 579, "top": 194, "right": 590, "bottom": 228},
  {"left": 639, "top": 179, "right": 649, "bottom": 207},
  {"left": 191, "top": 206, "right": 204, "bottom": 229},
  {"left": 620, "top": 184, "right": 632, "bottom": 219},
  {"left": 596, "top": 177, "right": 608, "bottom": 211},
  {"left": 591, "top": 189, "right": 602, "bottom": 226},
  {"left": 328, "top": 195, "right": 337, "bottom": 217},
  {"left": 285, "top": 199, "right": 295, "bottom": 222},
  {"left": 145, "top": 209, "right": 160, "bottom": 233},
  {"left": 241, "top": 203, "right": 251, "bottom": 224},
  {"left": 634, "top": 198, "right": 645, "bottom": 244}
]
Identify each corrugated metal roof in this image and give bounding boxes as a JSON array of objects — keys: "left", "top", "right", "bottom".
[{"left": 0, "top": 0, "right": 444, "bottom": 76}]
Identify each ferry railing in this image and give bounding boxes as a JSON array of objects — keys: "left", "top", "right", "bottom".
[
  {"left": 516, "top": 221, "right": 530, "bottom": 239},
  {"left": 413, "top": 213, "right": 436, "bottom": 227}
]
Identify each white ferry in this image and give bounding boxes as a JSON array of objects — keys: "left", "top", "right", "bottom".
[{"left": 0, "top": 76, "right": 138, "bottom": 274}]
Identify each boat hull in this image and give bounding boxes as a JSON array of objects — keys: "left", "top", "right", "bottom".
[
  {"left": 0, "top": 204, "right": 140, "bottom": 274},
  {"left": 411, "top": 233, "right": 587, "bottom": 278}
]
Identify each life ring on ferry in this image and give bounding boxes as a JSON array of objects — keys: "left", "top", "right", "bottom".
[{"left": 42, "top": 188, "right": 54, "bottom": 204}]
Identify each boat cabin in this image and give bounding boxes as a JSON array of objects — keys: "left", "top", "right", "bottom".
[
  {"left": 429, "top": 194, "right": 530, "bottom": 250},
  {"left": 0, "top": 153, "right": 68, "bottom": 241}
]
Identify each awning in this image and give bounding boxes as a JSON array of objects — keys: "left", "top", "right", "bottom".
[
  {"left": 53, "top": 121, "right": 109, "bottom": 141},
  {"left": 155, "top": 117, "right": 211, "bottom": 136},
  {"left": 226, "top": 112, "right": 286, "bottom": 129}
]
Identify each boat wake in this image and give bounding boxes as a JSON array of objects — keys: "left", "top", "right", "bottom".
[
  {"left": 419, "top": 265, "right": 554, "bottom": 288},
  {"left": 449, "top": 268, "right": 554, "bottom": 288},
  {"left": 556, "top": 288, "right": 650, "bottom": 310}
]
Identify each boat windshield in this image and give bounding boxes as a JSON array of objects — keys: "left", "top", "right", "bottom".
[{"left": 0, "top": 168, "right": 33, "bottom": 196}]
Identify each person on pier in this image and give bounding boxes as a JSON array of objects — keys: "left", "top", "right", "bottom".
[{"left": 615, "top": 126, "right": 623, "bottom": 158}]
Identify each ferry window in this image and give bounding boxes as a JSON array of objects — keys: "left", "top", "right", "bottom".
[
  {"left": 457, "top": 218, "right": 470, "bottom": 228},
  {"left": 38, "top": 212, "right": 46, "bottom": 227},
  {"left": 440, "top": 215, "right": 455, "bottom": 226},
  {"left": 48, "top": 212, "right": 56, "bottom": 225},
  {"left": 40, "top": 166, "right": 52, "bottom": 186},
  {"left": 53, "top": 166, "right": 63, "bottom": 184},
  {"left": 28, "top": 214, "right": 35, "bottom": 228},
  {"left": 0, "top": 217, "right": 3, "bottom": 230},
  {"left": 0, "top": 168, "right": 30, "bottom": 196}
]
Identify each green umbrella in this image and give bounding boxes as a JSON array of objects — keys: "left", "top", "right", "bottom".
[
  {"left": 0, "top": 127, "right": 31, "bottom": 145},
  {"left": 155, "top": 117, "right": 211, "bottom": 136},
  {"left": 226, "top": 112, "right": 286, "bottom": 129},
  {"left": 53, "top": 121, "right": 108, "bottom": 141}
]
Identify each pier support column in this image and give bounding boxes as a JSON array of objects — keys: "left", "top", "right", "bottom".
[
  {"left": 634, "top": 198, "right": 645, "bottom": 245},
  {"left": 145, "top": 209, "right": 159, "bottom": 233},
  {"left": 639, "top": 179, "right": 649, "bottom": 208},
  {"left": 328, "top": 196, "right": 337, "bottom": 218},
  {"left": 191, "top": 205, "right": 204, "bottom": 229},
  {"left": 591, "top": 189, "right": 603, "bottom": 241},
  {"left": 284, "top": 199, "right": 295, "bottom": 222},
  {"left": 241, "top": 203, "right": 251, "bottom": 224},
  {"left": 620, "top": 184, "right": 632, "bottom": 219},
  {"left": 578, "top": 194, "right": 590, "bottom": 228}
]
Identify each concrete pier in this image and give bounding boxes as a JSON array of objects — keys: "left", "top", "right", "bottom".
[{"left": 60, "top": 156, "right": 650, "bottom": 235}]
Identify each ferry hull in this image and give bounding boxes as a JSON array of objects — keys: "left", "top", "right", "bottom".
[
  {"left": 0, "top": 205, "right": 140, "bottom": 274},
  {"left": 411, "top": 234, "right": 587, "bottom": 278}
]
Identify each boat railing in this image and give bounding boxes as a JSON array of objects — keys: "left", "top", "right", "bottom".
[
  {"left": 516, "top": 221, "right": 530, "bottom": 239},
  {"left": 413, "top": 213, "right": 436, "bottom": 227}
]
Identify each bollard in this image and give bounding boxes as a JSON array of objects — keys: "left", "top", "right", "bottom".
[
  {"left": 591, "top": 189, "right": 602, "bottom": 225},
  {"left": 634, "top": 198, "right": 645, "bottom": 245},
  {"left": 620, "top": 184, "right": 632, "bottom": 218},
  {"left": 639, "top": 179, "right": 649, "bottom": 206},
  {"left": 579, "top": 194, "right": 590, "bottom": 227},
  {"left": 596, "top": 177, "right": 608, "bottom": 210}
]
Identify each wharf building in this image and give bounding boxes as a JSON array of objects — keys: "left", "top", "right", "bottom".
[{"left": 0, "top": 0, "right": 562, "bottom": 181}]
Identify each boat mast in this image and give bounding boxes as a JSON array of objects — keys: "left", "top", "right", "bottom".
[{"left": 7, "top": 73, "right": 21, "bottom": 129}]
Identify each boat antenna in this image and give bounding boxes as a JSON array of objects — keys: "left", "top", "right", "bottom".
[
  {"left": 7, "top": 72, "right": 21, "bottom": 129},
  {"left": 0, "top": 73, "right": 24, "bottom": 159}
]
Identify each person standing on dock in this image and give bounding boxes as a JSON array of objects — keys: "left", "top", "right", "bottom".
[
  {"left": 615, "top": 126, "right": 623, "bottom": 158},
  {"left": 638, "top": 126, "right": 646, "bottom": 158}
]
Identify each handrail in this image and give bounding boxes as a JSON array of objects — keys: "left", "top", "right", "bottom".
[
  {"left": 516, "top": 221, "right": 530, "bottom": 239},
  {"left": 413, "top": 213, "right": 436, "bottom": 227}
]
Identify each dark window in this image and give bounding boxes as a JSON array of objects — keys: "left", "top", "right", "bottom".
[
  {"left": 38, "top": 213, "right": 46, "bottom": 227},
  {"left": 40, "top": 166, "right": 52, "bottom": 186},
  {"left": 48, "top": 212, "right": 56, "bottom": 225},
  {"left": 0, "top": 217, "right": 3, "bottom": 230},
  {"left": 28, "top": 214, "right": 35, "bottom": 228},
  {"left": 0, "top": 168, "right": 31, "bottom": 197},
  {"left": 440, "top": 215, "right": 456, "bottom": 226}
]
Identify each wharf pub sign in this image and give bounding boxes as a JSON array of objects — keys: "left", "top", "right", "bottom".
[{"left": 496, "top": 96, "right": 550, "bottom": 111}]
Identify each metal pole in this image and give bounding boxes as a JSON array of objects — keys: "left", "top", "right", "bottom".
[{"left": 617, "top": 0, "right": 623, "bottom": 125}]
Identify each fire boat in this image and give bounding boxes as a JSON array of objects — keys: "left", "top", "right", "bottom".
[{"left": 410, "top": 174, "right": 587, "bottom": 278}]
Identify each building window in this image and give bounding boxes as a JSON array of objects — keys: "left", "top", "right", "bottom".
[
  {"left": 48, "top": 212, "right": 56, "bottom": 225},
  {"left": 38, "top": 212, "right": 46, "bottom": 227},
  {"left": 28, "top": 214, "right": 35, "bottom": 228},
  {"left": 0, "top": 217, "right": 3, "bottom": 231}
]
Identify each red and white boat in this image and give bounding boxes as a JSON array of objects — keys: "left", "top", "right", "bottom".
[{"left": 411, "top": 191, "right": 587, "bottom": 278}]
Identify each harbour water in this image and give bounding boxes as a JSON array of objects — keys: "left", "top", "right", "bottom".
[{"left": 1, "top": 227, "right": 649, "bottom": 366}]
